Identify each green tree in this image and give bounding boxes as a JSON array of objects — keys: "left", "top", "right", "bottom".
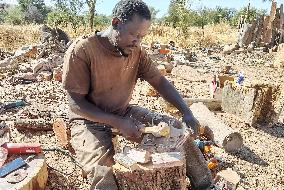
[
  {"left": 86, "top": 0, "right": 96, "bottom": 30},
  {"left": 18, "top": 0, "right": 49, "bottom": 23},
  {"left": 149, "top": 6, "right": 159, "bottom": 22},
  {"left": 4, "top": 5, "right": 24, "bottom": 25},
  {"left": 48, "top": 0, "right": 85, "bottom": 30}
]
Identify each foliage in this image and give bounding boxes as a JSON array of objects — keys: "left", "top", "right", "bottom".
[
  {"left": 18, "top": 0, "right": 49, "bottom": 23},
  {"left": 4, "top": 5, "right": 25, "bottom": 25},
  {"left": 230, "top": 7, "right": 266, "bottom": 26}
]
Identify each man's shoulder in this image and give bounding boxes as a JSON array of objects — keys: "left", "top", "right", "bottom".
[{"left": 66, "top": 33, "right": 97, "bottom": 55}]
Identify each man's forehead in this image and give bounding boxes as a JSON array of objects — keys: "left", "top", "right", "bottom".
[{"left": 122, "top": 14, "right": 151, "bottom": 32}]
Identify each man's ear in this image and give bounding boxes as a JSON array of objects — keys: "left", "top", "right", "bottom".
[{"left": 112, "top": 17, "right": 121, "bottom": 30}]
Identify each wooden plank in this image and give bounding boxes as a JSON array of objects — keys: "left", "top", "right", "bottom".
[{"left": 190, "top": 103, "right": 243, "bottom": 152}]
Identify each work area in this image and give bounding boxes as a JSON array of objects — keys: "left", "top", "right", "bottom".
[{"left": 0, "top": 0, "right": 284, "bottom": 190}]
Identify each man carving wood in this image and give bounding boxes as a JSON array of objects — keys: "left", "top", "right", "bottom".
[{"left": 63, "top": 0, "right": 214, "bottom": 189}]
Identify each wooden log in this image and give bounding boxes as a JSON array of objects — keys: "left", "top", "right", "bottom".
[
  {"left": 214, "top": 168, "right": 240, "bottom": 190},
  {"left": 14, "top": 119, "right": 53, "bottom": 131},
  {"left": 158, "top": 97, "right": 222, "bottom": 112},
  {"left": 222, "top": 82, "right": 284, "bottom": 126},
  {"left": 261, "top": 16, "right": 270, "bottom": 45},
  {"left": 265, "top": 1, "right": 277, "bottom": 45},
  {"left": 246, "top": 19, "right": 257, "bottom": 46},
  {"left": 113, "top": 135, "right": 188, "bottom": 190},
  {"left": 189, "top": 102, "right": 243, "bottom": 152},
  {"left": 0, "top": 154, "right": 48, "bottom": 190},
  {"left": 279, "top": 4, "right": 284, "bottom": 43},
  {"left": 254, "top": 15, "right": 265, "bottom": 46},
  {"left": 113, "top": 159, "right": 187, "bottom": 190}
]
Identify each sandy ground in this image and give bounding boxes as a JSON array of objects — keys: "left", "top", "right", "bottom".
[{"left": 0, "top": 48, "right": 283, "bottom": 190}]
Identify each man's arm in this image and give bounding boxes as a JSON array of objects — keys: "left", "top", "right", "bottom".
[
  {"left": 147, "top": 75, "right": 199, "bottom": 135},
  {"left": 67, "top": 91, "right": 142, "bottom": 138}
]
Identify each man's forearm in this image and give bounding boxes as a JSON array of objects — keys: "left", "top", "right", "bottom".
[
  {"left": 67, "top": 93, "right": 121, "bottom": 127},
  {"left": 149, "top": 76, "right": 193, "bottom": 115}
]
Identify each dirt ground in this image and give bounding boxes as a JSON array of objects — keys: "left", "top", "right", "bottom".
[{"left": 0, "top": 47, "right": 284, "bottom": 190}]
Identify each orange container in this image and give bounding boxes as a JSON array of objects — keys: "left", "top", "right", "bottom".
[{"left": 159, "top": 49, "right": 170, "bottom": 55}]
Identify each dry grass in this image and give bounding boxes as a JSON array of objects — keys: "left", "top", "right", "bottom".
[
  {"left": 0, "top": 22, "right": 238, "bottom": 51},
  {"left": 0, "top": 24, "right": 42, "bottom": 51}
]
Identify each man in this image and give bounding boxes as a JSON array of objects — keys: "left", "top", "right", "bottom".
[{"left": 63, "top": 0, "right": 213, "bottom": 189}]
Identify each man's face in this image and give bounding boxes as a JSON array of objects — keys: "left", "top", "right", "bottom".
[{"left": 113, "top": 14, "right": 151, "bottom": 55}]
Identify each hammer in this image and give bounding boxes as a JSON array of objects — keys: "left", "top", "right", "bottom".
[{"left": 140, "top": 122, "right": 170, "bottom": 137}]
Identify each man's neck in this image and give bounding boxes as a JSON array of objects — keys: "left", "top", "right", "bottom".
[{"left": 99, "top": 27, "right": 128, "bottom": 57}]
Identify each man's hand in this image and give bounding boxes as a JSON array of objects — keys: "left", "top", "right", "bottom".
[
  {"left": 182, "top": 113, "right": 200, "bottom": 137},
  {"left": 114, "top": 118, "right": 144, "bottom": 140}
]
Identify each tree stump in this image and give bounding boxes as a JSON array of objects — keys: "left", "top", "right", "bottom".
[
  {"left": 112, "top": 127, "right": 192, "bottom": 190},
  {"left": 0, "top": 154, "right": 48, "bottom": 190},
  {"left": 190, "top": 103, "right": 243, "bottom": 152},
  {"left": 222, "top": 82, "right": 284, "bottom": 126}
]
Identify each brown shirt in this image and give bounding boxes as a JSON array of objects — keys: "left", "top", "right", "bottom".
[{"left": 62, "top": 33, "right": 161, "bottom": 119}]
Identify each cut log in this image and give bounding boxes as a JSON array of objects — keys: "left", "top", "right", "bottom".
[
  {"left": 222, "top": 82, "right": 284, "bottom": 126},
  {"left": 279, "top": 4, "right": 284, "bottom": 43},
  {"left": 265, "top": 1, "right": 277, "bottom": 44},
  {"left": 14, "top": 119, "right": 53, "bottom": 131},
  {"left": 113, "top": 160, "right": 187, "bottom": 190},
  {"left": 214, "top": 168, "right": 240, "bottom": 190},
  {"left": 159, "top": 97, "right": 222, "bottom": 112},
  {"left": 0, "top": 154, "right": 48, "bottom": 190},
  {"left": 113, "top": 126, "right": 212, "bottom": 190},
  {"left": 190, "top": 103, "right": 243, "bottom": 152}
]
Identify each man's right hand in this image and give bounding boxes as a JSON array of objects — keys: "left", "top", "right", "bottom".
[{"left": 114, "top": 118, "right": 143, "bottom": 139}]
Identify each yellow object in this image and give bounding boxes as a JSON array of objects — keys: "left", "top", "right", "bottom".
[
  {"left": 204, "top": 145, "right": 211, "bottom": 153},
  {"left": 208, "top": 161, "right": 218, "bottom": 170}
]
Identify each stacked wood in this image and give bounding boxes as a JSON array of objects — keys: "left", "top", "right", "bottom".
[{"left": 237, "top": 2, "right": 284, "bottom": 51}]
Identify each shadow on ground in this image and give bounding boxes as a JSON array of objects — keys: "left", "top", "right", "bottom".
[{"left": 229, "top": 146, "right": 269, "bottom": 167}]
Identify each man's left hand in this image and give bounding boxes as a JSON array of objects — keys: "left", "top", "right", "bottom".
[{"left": 182, "top": 113, "right": 200, "bottom": 137}]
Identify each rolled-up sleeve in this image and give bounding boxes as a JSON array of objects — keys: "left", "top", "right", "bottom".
[
  {"left": 138, "top": 48, "right": 161, "bottom": 81},
  {"left": 62, "top": 40, "right": 91, "bottom": 94}
]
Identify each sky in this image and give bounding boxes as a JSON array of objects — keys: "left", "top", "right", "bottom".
[{"left": 2, "top": 0, "right": 284, "bottom": 18}]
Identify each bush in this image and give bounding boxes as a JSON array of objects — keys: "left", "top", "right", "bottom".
[{"left": 4, "top": 6, "right": 24, "bottom": 25}]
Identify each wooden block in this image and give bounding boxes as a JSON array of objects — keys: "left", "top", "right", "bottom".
[
  {"left": 214, "top": 168, "right": 240, "bottom": 190},
  {"left": 52, "top": 118, "right": 70, "bottom": 147},
  {"left": 126, "top": 149, "right": 151, "bottom": 164},
  {"left": 140, "top": 122, "right": 171, "bottom": 137},
  {"left": 190, "top": 103, "right": 243, "bottom": 152},
  {"left": 52, "top": 67, "right": 62, "bottom": 81},
  {"left": 218, "top": 75, "right": 235, "bottom": 88},
  {"left": 151, "top": 152, "right": 183, "bottom": 167},
  {"left": 113, "top": 153, "right": 141, "bottom": 171},
  {"left": 0, "top": 154, "right": 48, "bottom": 190},
  {"left": 222, "top": 81, "right": 284, "bottom": 126}
]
